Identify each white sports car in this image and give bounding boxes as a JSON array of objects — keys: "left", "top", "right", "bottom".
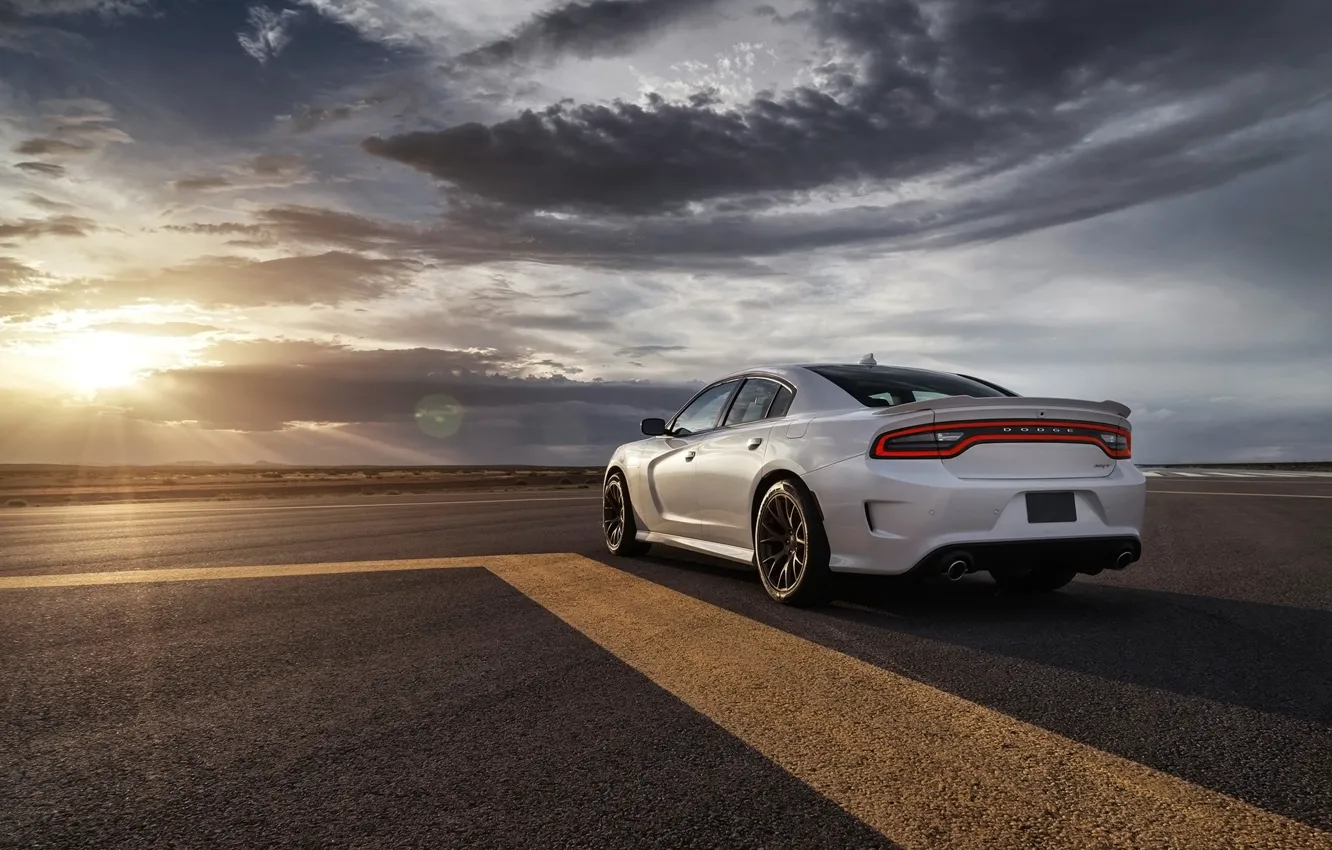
[{"left": 601, "top": 357, "right": 1146, "bottom": 605}]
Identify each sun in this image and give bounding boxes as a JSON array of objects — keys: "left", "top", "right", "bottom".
[{"left": 56, "top": 333, "right": 160, "bottom": 395}]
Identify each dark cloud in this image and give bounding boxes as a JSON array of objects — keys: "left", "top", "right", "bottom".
[
  {"left": 366, "top": 0, "right": 1332, "bottom": 261},
  {"left": 0, "top": 257, "right": 49, "bottom": 321},
  {"left": 449, "top": 275, "right": 609, "bottom": 333},
  {"left": 0, "top": 252, "right": 422, "bottom": 318},
  {"left": 0, "top": 214, "right": 96, "bottom": 239},
  {"left": 161, "top": 221, "right": 267, "bottom": 236},
  {"left": 162, "top": 203, "right": 776, "bottom": 273},
  {"left": 14, "top": 161, "right": 66, "bottom": 177},
  {"left": 98, "top": 341, "right": 695, "bottom": 433},
  {"left": 53, "top": 122, "right": 132, "bottom": 144},
  {"left": 11, "top": 102, "right": 130, "bottom": 164},
  {"left": 283, "top": 93, "right": 393, "bottom": 133},
  {"left": 14, "top": 137, "right": 89, "bottom": 156},
  {"left": 453, "top": 0, "right": 725, "bottom": 70},
  {"left": 289, "top": 104, "right": 353, "bottom": 132},
  {"left": 253, "top": 204, "right": 403, "bottom": 247},
  {"left": 615, "top": 344, "right": 686, "bottom": 357},
  {"left": 23, "top": 193, "right": 74, "bottom": 211},
  {"left": 171, "top": 175, "right": 234, "bottom": 191},
  {"left": 166, "top": 126, "right": 1326, "bottom": 280},
  {"left": 118, "top": 252, "right": 420, "bottom": 308},
  {"left": 0, "top": 389, "right": 686, "bottom": 466},
  {"left": 1, "top": 5, "right": 144, "bottom": 56},
  {"left": 0, "top": 255, "right": 42, "bottom": 286},
  {"left": 39, "top": 96, "right": 114, "bottom": 121},
  {"left": 2, "top": 0, "right": 149, "bottom": 15},
  {"left": 249, "top": 153, "right": 302, "bottom": 176},
  {"left": 168, "top": 154, "right": 308, "bottom": 193}
]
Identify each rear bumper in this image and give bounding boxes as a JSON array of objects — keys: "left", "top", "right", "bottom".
[
  {"left": 802, "top": 456, "right": 1146, "bottom": 576},
  {"left": 911, "top": 535, "right": 1142, "bottom": 579}
]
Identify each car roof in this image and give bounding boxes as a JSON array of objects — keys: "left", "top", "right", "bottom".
[{"left": 716, "top": 362, "right": 972, "bottom": 382}]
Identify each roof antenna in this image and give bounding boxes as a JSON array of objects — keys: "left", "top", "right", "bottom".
[{"left": 858, "top": 352, "right": 876, "bottom": 367}]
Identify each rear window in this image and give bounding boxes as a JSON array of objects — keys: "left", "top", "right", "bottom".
[{"left": 807, "top": 365, "right": 1011, "bottom": 408}]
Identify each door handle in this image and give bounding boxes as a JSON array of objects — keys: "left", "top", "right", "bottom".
[
  {"left": 747, "top": 438, "right": 763, "bottom": 450},
  {"left": 685, "top": 450, "right": 696, "bottom": 461}
]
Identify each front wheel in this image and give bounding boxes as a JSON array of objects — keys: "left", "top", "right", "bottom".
[
  {"left": 603, "top": 471, "right": 650, "bottom": 557},
  {"left": 753, "top": 478, "right": 833, "bottom": 606}
]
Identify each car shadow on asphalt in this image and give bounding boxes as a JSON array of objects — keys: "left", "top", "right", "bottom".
[{"left": 592, "top": 548, "right": 1332, "bottom": 729}]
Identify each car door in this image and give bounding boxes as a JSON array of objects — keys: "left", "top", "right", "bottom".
[
  {"left": 641, "top": 380, "right": 740, "bottom": 538},
  {"left": 692, "top": 378, "right": 793, "bottom": 549}
]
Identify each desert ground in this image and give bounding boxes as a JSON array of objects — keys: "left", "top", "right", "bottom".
[{"left": 0, "top": 464, "right": 606, "bottom": 508}]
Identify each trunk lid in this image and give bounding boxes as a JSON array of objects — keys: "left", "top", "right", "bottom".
[{"left": 874, "top": 396, "right": 1131, "bottom": 480}]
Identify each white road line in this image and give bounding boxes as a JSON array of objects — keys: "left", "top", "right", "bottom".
[
  {"left": 1151, "top": 490, "right": 1332, "bottom": 500},
  {"left": 1142, "top": 471, "right": 1163, "bottom": 477},
  {"left": 0, "top": 495, "right": 602, "bottom": 519},
  {"left": 1165, "top": 472, "right": 1206, "bottom": 477}
]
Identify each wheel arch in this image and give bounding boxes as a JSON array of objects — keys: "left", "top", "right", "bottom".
[
  {"left": 749, "top": 465, "right": 823, "bottom": 536},
  {"left": 604, "top": 464, "right": 650, "bottom": 534}
]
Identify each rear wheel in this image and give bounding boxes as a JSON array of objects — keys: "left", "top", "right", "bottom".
[
  {"left": 603, "top": 471, "right": 650, "bottom": 557},
  {"left": 992, "top": 564, "right": 1078, "bottom": 593},
  {"left": 754, "top": 478, "right": 833, "bottom": 606}
]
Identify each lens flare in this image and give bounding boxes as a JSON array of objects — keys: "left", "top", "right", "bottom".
[{"left": 414, "top": 393, "right": 464, "bottom": 438}]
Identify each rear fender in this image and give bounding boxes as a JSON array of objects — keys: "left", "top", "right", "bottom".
[{"left": 782, "top": 408, "right": 937, "bottom": 472}]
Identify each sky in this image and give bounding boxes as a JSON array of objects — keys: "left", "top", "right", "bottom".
[{"left": 1, "top": 0, "right": 1330, "bottom": 466}]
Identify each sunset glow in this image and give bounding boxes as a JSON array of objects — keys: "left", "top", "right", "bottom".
[{"left": 49, "top": 333, "right": 170, "bottom": 396}]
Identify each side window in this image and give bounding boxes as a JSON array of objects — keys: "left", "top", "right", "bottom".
[
  {"left": 724, "top": 379, "right": 782, "bottom": 427},
  {"left": 671, "top": 381, "right": 738, "bottom": 435},
  {"left": 767, "top": 385, "right": 794, "bottom": 418}
]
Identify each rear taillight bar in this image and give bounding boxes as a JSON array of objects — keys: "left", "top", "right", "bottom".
[{"left": 871, "top": 419, "right": 1131, "bottom": 460}]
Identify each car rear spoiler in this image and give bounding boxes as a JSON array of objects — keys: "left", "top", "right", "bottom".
[{"left": 874, "top": 395, "right": 1133, "bottom": 419}]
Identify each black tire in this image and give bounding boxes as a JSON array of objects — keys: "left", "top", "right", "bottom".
[
  {"left": 992, "top": 564, "right": 1078, "bottom": 593},
  {"left": 753, "top": 478, "right": 833, "bottom": 606},
  {"left": 603, "top": 471, "right": 650, "bottom": 557}
]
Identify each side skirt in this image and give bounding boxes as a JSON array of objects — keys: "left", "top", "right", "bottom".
[{"left": 638, "top": 531, "right": 755, "bottom": 565}]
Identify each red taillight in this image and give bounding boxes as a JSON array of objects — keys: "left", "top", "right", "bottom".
[
  {"left": 871, "top": 420, "right": 1131, "bottom": 460},
  {"left": 871, "top": 426, "right": 944, "bottom": 458}
]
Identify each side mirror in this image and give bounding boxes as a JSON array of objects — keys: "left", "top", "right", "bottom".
[{"left": 641, "top": 417, "right": 668, "bottom": 437}]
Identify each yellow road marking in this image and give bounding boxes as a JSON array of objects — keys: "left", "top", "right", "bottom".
[
  {"left": 5, "top": 553, "right": 1331, "bottom": 849},
  {"left": 0, "top": 556, "right": 499, "bottom": 589},
  {"left": 490, "top": 555, "right": 1332, "bottom": 850}
]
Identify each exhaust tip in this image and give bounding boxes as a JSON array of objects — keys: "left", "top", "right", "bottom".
[
  {"left": 1112, "top": 548, "right": 1136, "bottom": 570},
  {"left": 943, "top": 552, "right": 973, "bottom": 581}
]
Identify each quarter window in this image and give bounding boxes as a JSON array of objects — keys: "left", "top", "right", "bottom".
[
  {"left": 724, "top": 379, "right": 783, "bottom": 427},
  {"left": 767, "top": 385, "right": 794, "bottom": 418}
]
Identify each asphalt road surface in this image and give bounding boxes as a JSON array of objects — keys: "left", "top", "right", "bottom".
[{"left": 2, "top": 473, "right": 1330, "bottom": 849}]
